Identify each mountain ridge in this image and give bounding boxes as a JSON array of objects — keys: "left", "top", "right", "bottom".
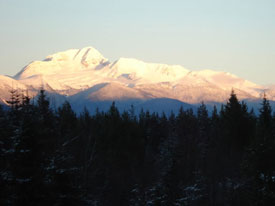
[{"left": 1, "top": 46, "right": 274, "bottom": 112}]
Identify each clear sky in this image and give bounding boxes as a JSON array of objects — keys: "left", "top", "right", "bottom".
[{"left": 0, "top": 0, "right": 274, "bottom": 85}]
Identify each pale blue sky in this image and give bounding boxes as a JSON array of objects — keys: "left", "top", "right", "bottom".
[{"left": 0, "top": 0, "right": 274, "bottom": 84}]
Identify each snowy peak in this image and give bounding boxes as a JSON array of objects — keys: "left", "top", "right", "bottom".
[
  {"left": 14, "top": 47, "right": 109, "bottom": 79},
  {"left": 5, "top": 46, "right": 274, "bottom": 106},
  {"left": 189, "top": 70, "right": 257, "bottom": 87},
  {"left": 44, "top": 47, "right": 108, "bottom": 66},
  {"left": 109, "top": 57, "right": 189, "bottom": 82},
  {"left": 186, "top": 69, "right": 262, "bottom": 96}
]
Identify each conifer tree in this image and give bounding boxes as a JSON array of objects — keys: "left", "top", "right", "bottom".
[
  {"left": 197, "top": 102, "right": 210, "bottom": 174},
  {"left": 257, "top": 95, "right": 275, "bottom": 195},
  {"left": 57, "top": 100, "right": 77, "bottom": 140},
  {"left": 220, "top": 90, "right": 253, "bottom": 177}
]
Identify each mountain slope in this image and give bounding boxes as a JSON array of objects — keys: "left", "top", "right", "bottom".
[
  {"left": 0, "top": 46, "right": 274, "bottom": 111},
  {"left": 14, "top": 47, "right": 109, "bottom": 79},
  {"left": 0, "top": 75, "right": 33, "bottom": 104}
]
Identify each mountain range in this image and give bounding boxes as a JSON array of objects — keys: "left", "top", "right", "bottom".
[{"left": 1, "top": 47, "right": 274, "bottom": 114}]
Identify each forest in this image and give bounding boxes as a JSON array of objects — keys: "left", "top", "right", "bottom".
[{"left": 0, "top": 89, "right": 275, "bottom": 206}]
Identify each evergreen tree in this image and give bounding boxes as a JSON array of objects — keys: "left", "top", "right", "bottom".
[
  {"left": 6, "top": 89, "right": 21, "bottom": 111},
  {"left": 2, "top": 88, "right": 275, "bottom": 205},
  {"left": 57, "top": 100, "right": 77, "bottom": 141},
  {"left": 220, "top": 90, "right": 252, "bottom": 174},
  {"left": 242, "top": 95, "right": 275, "bottom": 205},
  {"left": 257, "top": 95, "right": 275, "bottom": 202},
  {"left": 197, "top": 102, "right": 210, "bottom": 174},
  {"left": 0, "top": 104, "right": 12, "bottom": 204}
]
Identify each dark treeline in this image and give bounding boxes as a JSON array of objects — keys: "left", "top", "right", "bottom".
[{"left": 1, "top": 89, "right": 275, "bottom": 205}]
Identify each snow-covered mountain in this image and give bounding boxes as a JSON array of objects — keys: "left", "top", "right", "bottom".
[
  {"left": 0, "top": 75, "right": 36, "bottom": 105},
  {"left": 1, "top": 46, "right": 274, "bottom": 112}
]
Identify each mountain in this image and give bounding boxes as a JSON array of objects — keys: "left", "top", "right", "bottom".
[
  {"left": 1, "top": 46, "right": 274, "bottom": 113},
  {"left": 0, "top": 75, "right": 35, "bottom": 104},
  {"left": 14, "top": 47, "right": 109, "bottom": 78}
]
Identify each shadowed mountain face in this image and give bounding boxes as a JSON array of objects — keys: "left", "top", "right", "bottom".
[
  {"left": 69, "top": 97, "right": 196, "bottom": 115},
  {"left": 0, "top": 46, "right": 274, "bottom": 112}
]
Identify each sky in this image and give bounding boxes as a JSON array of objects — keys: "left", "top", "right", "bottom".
[{"left": 0, "top": 0, "right": 274, "bottom": 85}]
